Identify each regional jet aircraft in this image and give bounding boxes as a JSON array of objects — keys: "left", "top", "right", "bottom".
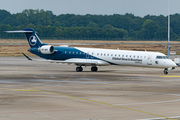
[{"left": 5, "top": 28, "right": 177, "bottom": 74}]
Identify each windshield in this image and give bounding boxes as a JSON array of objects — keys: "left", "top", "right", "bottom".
[{"left": 156, "top": 56, "right": 168, "bottom": 59}]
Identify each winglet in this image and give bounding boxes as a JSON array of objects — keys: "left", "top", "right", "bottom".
[{"left": 22, "top": 52, "right": 33, "bottom": 61}]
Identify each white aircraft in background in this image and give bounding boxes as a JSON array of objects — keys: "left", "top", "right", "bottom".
[{"left": 5, "top": 28, "right": 177, "bottom": 74}]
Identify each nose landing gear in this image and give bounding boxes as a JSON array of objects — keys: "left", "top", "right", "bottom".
[{"left": 164, "top": 68, "right": 168, "bottom": 75}]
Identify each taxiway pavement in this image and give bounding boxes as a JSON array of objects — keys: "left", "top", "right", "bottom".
[{"left": 0, "top": 57, "right": 180, "bottom": 120}]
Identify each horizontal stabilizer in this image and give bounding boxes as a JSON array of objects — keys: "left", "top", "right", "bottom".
[
  {"left": 4, "top": 30, "right": 33, "bottom": 33},
  {"left": 5, "top": 28, "right": 46, "bottom": 48}
]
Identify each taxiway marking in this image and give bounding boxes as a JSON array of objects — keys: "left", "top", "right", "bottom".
[
  {"left": 35, "top": 112, "right": 58, "bottom": 120},
  {"left": 161, "top": 76, "right": 180, "bottom": 77},
  {"left": 12, "top": 89, "right": 177, "bottom": 120},
  {"left": 13, "top": 89, "right": 41, "bottom": 92},
  {"left": 138, "top": 116, "right": 180, "bottom": 120},
  {"left": 115, "top": 99, "right": 180, "bottom": 106}
]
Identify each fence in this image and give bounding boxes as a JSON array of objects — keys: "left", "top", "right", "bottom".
[{"left": 1, "top": 35, "right": 180, "bottom": 41}]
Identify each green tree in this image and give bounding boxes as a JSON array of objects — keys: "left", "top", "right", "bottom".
[
  {"left": 0, "top": 9, "right": 11, "bottom": 22},
  {"left": 139, "top": 19, "right": 159, "bottom": 39},
  {"left": 86, "top": 22, "right": 99, "bottom": 28}
]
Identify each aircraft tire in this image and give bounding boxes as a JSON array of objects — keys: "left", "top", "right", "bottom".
[
  {"left": 76, "top": 67, "right": 83, "bottom": 72},
  {"left": 91, "top": 66, "right": 98, "bottom": 72},
  {"left": 164, "top": 69, "right": 168, "bottom": 75}
]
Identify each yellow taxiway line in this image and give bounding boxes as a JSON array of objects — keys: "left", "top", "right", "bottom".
[
  {"left": 12, "top": 89, "right": 177, "bottom": 120},
  {"left": 161, "top": 76, "right": 180, "bottom": 78}
]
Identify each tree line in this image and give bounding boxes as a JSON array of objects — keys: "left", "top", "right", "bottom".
[{"left": 0, "top": 9, "right": 180, "bottom": 40}]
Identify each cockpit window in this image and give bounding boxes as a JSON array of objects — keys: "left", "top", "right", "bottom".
[{"left": 156, "top": 56, "right": 168, "bottom": 59}]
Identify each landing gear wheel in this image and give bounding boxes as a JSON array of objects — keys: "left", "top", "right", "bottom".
[
  {"left": 76, "top": 67, "right": 83, "bottom": 72},
  {"left": 91, "top": 66, "right": 98, "bottom": 72},
  {"left": 164, "top": 69, "right": 168, "bottom": 75}
]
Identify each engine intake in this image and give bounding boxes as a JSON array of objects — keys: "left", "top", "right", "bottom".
[{"left": 39, "top": 45, "right": 54, "bottom": 54}]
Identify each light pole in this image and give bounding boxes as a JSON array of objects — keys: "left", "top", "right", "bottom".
[{"left": 168, "top": 0, "right": 170, "bottom": 58}]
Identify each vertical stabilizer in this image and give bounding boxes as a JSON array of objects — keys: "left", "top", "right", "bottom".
[{"left": 5, "top": 28, "right": 46, "bottom": 48}]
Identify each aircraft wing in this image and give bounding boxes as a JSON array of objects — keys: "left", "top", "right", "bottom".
[{"left": 22, "top": 53, "right": 110, "bottom": 66}]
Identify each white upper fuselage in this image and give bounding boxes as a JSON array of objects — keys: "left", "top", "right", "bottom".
[{"left": 72, "top": 47, "right": 176, "bottom": 68}]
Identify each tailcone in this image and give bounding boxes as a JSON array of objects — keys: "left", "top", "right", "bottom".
[
  {"left": 27, "top": 48, "right": 31, "bottom": 52},
  {"left": 27, "top": 48, "right": 38, "bottom": 54}
]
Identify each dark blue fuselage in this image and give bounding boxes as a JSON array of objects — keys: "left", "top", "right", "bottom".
[{"left": 29, "top": 46, "right": 95, "bottom": 60}]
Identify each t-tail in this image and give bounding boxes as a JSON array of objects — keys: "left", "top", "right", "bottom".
[{"left": 5, "top": 28, "right": 47, "bottom": 48}]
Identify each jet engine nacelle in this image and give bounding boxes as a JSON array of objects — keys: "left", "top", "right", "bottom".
[{"left": 39, "top": 45, "right": 55, "bottom": 54}]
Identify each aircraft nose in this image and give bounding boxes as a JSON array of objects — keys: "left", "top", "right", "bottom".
[
  {"left": 170, "top": 60, "right": 177, "bottom": 67},
  {"left": 163, "top": 59, "right": 177, "bottom": 67}
]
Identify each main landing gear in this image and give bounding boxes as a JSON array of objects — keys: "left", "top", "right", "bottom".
[
  {"left": 76, "top": 66, "right": 83, "bottom": 72},
  {"left": 76, "top": 66, "right": 98, "bottom": 72},
  {"left": 91, "top": 66, "right": 98, "bottom": 72},
  {"left": 164, "top": 68, "right": 168, "bottom": 75}
]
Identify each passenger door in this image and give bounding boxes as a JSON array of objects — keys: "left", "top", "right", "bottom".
[
  {"left": 147, "top": 55, "right": 152, "bottom": 65},
  {"left": 86, "top": 52, "right": 89, "bottom": 58},
  {"left": 90, "top": 52, "right": 94, "bottom": 59}
]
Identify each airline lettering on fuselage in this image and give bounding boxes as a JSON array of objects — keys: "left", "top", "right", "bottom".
[
  {"left": 29, "top": 35, "right": 37, "bottom": 46},
  {"left": 112, "top": 57, "right": 142, "bottom": 64}
]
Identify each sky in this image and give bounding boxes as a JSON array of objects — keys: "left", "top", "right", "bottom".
[{"left": 0, "top": 0, "right": 180, "bottom": 17}]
